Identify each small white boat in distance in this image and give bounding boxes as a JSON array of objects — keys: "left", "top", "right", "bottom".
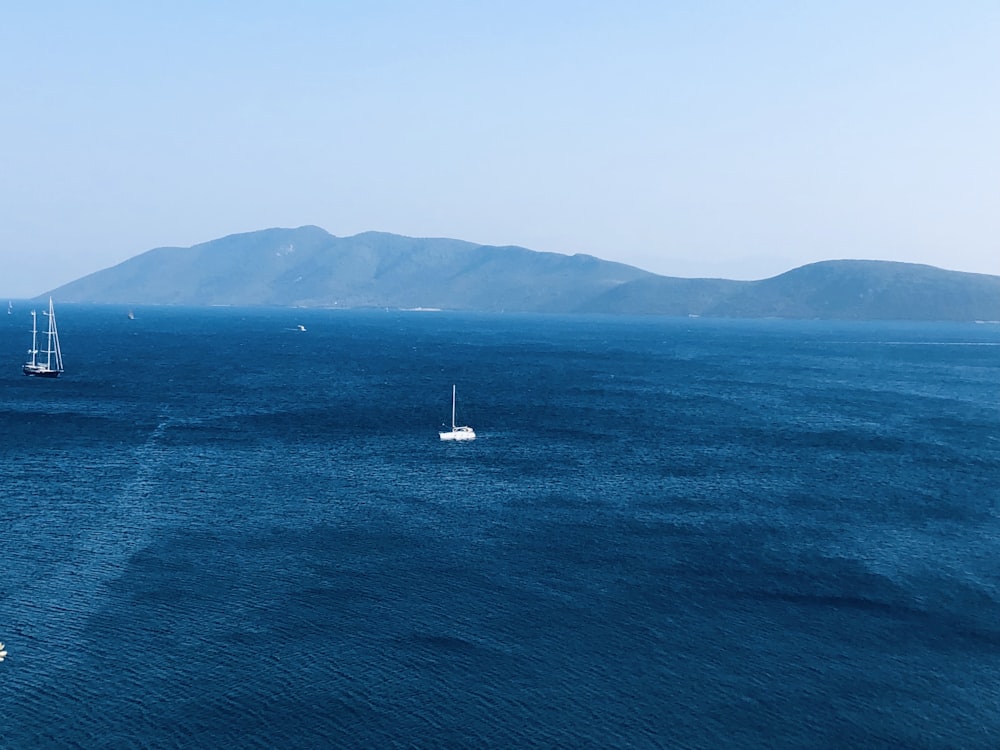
[{"left": 439, "top": 385, "right": 475, "bottom": 441}]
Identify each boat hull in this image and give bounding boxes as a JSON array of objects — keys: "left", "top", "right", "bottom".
[
  {"left": 23, "top": 365, "right": 61, "bottom": 378},
  {"left": 439, "top": 428, "right": 475, "bottom": 441}
]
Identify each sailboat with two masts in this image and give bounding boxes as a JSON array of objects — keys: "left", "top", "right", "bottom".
[
  {"left": 439, "top": 385, "right": 475, "bottom": 441},
  {"left": 23, "top": 297, "right": 64, "bottom": 378}
]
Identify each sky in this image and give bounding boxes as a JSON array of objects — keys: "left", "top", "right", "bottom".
[{"left": 2, "top": 1, "right": 999, "bottom": 297}]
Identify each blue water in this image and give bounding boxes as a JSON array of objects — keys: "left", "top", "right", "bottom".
[{"left": 3, "top": 307, "right": 1000, "bottom": 748}]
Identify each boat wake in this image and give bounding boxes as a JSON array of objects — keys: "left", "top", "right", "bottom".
[{"left": 0, "top": 410, "right": 194, "bottom": 696}]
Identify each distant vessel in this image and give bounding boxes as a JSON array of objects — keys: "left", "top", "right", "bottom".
[
  {"left": 439, "top": 385, "right": 475, "bottom": 441},
  {"left": 23, "top": 297, "right": 64, "bottom": 378},
  {"left": 6, "top": 300, "right": 11, "bottom": 314},
  {"left": 297, "top": 324, "right": 306, "bottom": 332},
  {"left": 128, "top": 309, "right": 135, "bottom": 320}
]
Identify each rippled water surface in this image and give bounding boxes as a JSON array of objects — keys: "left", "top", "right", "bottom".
[{"left": 3, "top": 307, "right": 1000, "bottom": 748}]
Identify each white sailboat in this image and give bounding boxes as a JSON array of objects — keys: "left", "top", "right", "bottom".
[
  {"left": 23, "top": 297, "right": 64, "bottom": 378},
  {"left": 439, "top": 385, "right": 475, "bottom": 441}
]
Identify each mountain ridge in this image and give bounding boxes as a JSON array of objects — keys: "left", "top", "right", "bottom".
[{"left": 45, "top": 226, "right": 1000, "bottom": 321}]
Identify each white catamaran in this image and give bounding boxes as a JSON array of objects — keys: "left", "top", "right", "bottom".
[
  {"left": 439, "top": 385, "right": 475, "bottom": 441},
  {"left": 23, "top": 297, "right": 64, "bottom": 378}
]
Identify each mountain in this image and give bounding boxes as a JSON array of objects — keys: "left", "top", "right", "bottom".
[
  {"left": 51, "top": 226, "right": 650, "bottom": 312},
  {"left": 48, "top": 226, "right": 1000, "bottom": 321},
  {"left": 590, "top": 260, "right": 1000, "bottom": 321}
]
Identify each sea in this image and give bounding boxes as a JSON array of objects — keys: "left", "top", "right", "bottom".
[{"left": 2, "top": 305, "right": 1000, "bottom": 749}]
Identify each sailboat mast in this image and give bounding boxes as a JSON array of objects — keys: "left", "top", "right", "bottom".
[
  {"left": 43, "top": 298, "right": 54, "bottom": 369},
  {"left": 44, "top": 304, "right": 51, "bottom": 370},
  {"left": 451, "top": 385, "right": 457, "bottom": 430},
  {"left": 29, "top": 310, "right": 38, "bottom": 366},
  {"left": 46, "top": 298, "right": 63, "bottom": 372}
]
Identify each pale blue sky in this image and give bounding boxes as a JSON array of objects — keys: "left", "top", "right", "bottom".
[{"left": 2, "top": 1, "right": 999, "bottom": 297}]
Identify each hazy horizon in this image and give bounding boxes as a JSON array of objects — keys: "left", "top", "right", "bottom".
[{"left": 3, "top": 2, "right": 999, "bottom": 297}]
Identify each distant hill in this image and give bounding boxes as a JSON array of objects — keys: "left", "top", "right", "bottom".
[
  {"left": 588, "top": 260, "right": 1000, "bottom": 321},
  {"left": 47, "top": 226, "right": 1000, "bottom": 321},
  {"left": 51, "top": 226, "right": 650, "bottom": 312}
]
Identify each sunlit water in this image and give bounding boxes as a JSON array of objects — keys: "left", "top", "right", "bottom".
[{"left": 3, "top": 307, "right": 1000, "bottom": 748}]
